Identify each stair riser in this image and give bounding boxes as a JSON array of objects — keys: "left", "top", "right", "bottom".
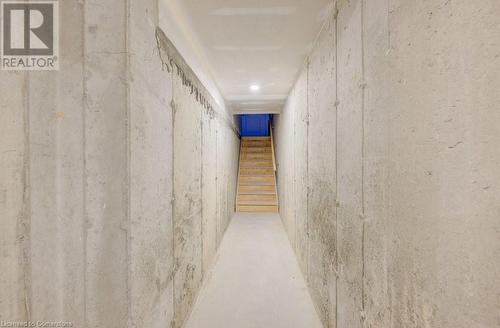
[
  {"left": 241, "top": 137, "right": 271, "bottom": 141},
  {"left": 239, "top": 185, "right": 276, "bottom": 193},
  {"left": 242, "top": 142, "right": 271, "bottom": 146},
  {"left": 240, "top": 183, "right": 275, "bottom": 187},
  {"left": 240, "top": 162, "right": 273, "bottom": 168},
  {"left": 242, "top": 139, "right": 270, "bottom": 143},
  {"left": 238, "top": 195, "right": 277, "bottom": 202},
  {"left": 240, "top": 157, "right": 272, "bottom": 161},
  {"left": 241, "top": 155, "right": 273, "bottom": 161},
  {"left": 240, "top": 156, "right": 272, "bottom": 161},
  {"left": 240, "top": 176, "right": 275, "bottom": 183},
  {"left": 240, "top": 168, "right": 274, "bottom": 175},
  {"left": 241, "top": 148, "right": 272, "bottom": 153},
  {"left": 236, "top": 205, "right": 278, "bottom": 213},
  {"left": 241, "top": 154, "right": 272, "bottom": 159},
  {"left": 242, "top": 148, "right": 271, "bottom": 152}
]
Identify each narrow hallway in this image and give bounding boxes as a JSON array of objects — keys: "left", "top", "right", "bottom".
[
  {"left": 1, "top": 1, "right": 499, "bottom": 328},
  {"left": 185, "top": 213, "right": 322, "bottom": 328}
]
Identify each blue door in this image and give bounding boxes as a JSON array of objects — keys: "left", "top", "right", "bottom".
[{"left": 240, "top": 114, "right": 271, "bottom": 137}]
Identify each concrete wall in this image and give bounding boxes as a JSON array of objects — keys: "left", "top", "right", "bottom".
[
  {"left": 157, "top": 29, "right": 239, "bottom": 327},
  {"left": 0, "top": 1, "right": 239, "bottom": 328},
  {"left": 129, "top": 1, "right": 174, "bottom": 327},
  {"left": 274, "top": 1, "right": 500, "bottom": 327}
]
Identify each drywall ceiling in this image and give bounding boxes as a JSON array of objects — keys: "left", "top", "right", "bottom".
[{"left": 170, "top": 0, "right": 333, "bottom": 114}]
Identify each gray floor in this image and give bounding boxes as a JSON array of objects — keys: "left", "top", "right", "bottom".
[{"left": 184, "top": 212, "right": 323, "bottom": 328}]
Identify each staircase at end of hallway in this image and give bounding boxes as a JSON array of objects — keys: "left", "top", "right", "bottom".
[{"left": 236, "top": 137, "right": 278, "bottom": 213}]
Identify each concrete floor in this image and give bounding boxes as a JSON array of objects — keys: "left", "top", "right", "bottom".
[{"left": 184, "top": 213, "right": 323, "bottom": 328}]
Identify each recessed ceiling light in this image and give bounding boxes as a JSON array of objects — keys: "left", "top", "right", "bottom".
[{"left": 250, "top": 84, "right": 260, "bottom": 92}]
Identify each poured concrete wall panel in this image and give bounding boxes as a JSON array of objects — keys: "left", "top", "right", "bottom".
[
  {"left": 0, "top": 71, "right": 28, "bottom": 322},
  {"left": 336, "top": 1, "right": 364, "bottom": 327},
  {"left": 293, "top": 70, "right": 310, "bottom": 275},
  {"left": 1, "top": 2, "right": 239, "bottom": 327},
  {"left": 360, "top": 0, "right": 391, "bottom": 326},
  {"left": 202, "top": 110, "right": 218, "bottom": 274},
  {"left": 306, "top": 15, "right": 338, "bottom": 328},
  {"left": 84, "top": 1, "right": 129, "bottom": 326},
  {"left": 274, "top": 1, "right": 500, "bottom": 327},
  {"left": 27, "top": 1, "right": 86, "bottom": 325},
  {"left": 275, "top": 84, "right": 296, "bottom": 243},
  {"left": 384, "top": 1, "right": 500, "bottom": 326},
  {"left": 172, "top": 73, "right": 203, "bottom": 328},
  {"left": 129, "top": 0, "right": 175, "bottom": 327}
]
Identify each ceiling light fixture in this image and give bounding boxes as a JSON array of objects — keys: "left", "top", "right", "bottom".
[{"left": 250, "top": 84, "right": 260, "bottom": 92}]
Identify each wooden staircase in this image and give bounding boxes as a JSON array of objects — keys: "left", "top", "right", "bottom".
[{"left": 236, "top": 136, "right": 278, "bottom": 213}]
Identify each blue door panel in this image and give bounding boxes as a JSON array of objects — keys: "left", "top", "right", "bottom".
[{"left": 240, "top": 114, "right": 271, "bottom": 137}]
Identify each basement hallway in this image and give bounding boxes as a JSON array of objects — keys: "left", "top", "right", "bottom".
[
  {"left": 1, "top": 0, "right": 499, "bottom": 328},
  {"left": 184, "top": 213, "right": 323, "bottom": 328}
]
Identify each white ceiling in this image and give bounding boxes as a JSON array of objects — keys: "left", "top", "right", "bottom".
[{"left": 169, "top": 0, "right": 333, "bottom": 114}]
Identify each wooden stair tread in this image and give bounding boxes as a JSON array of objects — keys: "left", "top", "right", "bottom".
[
  {"left": 240, "top": 160, "right": 273, "bottom": 163},
  {"left": 242, "top": 143, "right": 271, "bottom": 146},
  {"left": 241, "top": 157, "right": 271, "bottom": 160},
  {"left": 242, "top": 151, "right": 272, "bottom": 154},
  {"left": 237, "top": 201, "right": 278, "bottom": 207},
  {"left": 239, "top": 182, "right": 275, "bottom": 186},
  {"left": 239, "top": 185, "right": 276, "bottom": 192},
  {"left": 239, "top": 174, "right": 274, "bottom": 177},
  {"left": 236, "top": 205, "right": 278, "bottom": 213},
  {"left": 240, "top": 162, "right": 273, "bottom": 165},
  {"left": 238, "top": 194, "right": 277, "bottom": 201},
  {"left": 238, "top": 191, "right": 276, "bottom": 195},
  {"left": 240, "top": 170, "right": 274, "bottom": 175},
  {"left": 240, "top": 165, "right": 274, "bottom": 168},
  {"left": 239, "top": 179, "right": 275, "bottom": 182},
  {"left": 236, "top": 136, "right": 278, "bottom": 213},
  {"left": 242, "top": 146, "right": 271, "bottom": 149},
  {"left": 242, "top": 136, "right": 270, "bottom": 138},
  {"left": 240, "top": 158, "right": 272, "bottom": 161}
]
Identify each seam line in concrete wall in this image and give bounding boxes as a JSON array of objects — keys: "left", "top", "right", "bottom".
[
  {"left": 200, "top": 110, "right": 204, "bottom": 278},
  {"left": 387, "top": 0, "right": 391, "bottom": 50},
  {"left": 305, "top": 59, "right": 310, "bottom": 284},
  {"left": 170, "top": 76, "right": 176, "bottom": 328},
  {"left": 215, "top": 128, "right": 219, "bottom": 246},
  {"left": 23, "top": 68, "right": 31, "bottom": 322},
  {"left": 292, "top": 104, "right": 296, "bottom": 250},
  {"left": 360, "top": 0, "right": 367, "bottom": 321},
  {"left": 81, "top": 1, "right": 87, "bottom": 325},
  {"left": 125, "top": 0, "right": 132, "bottom": 325},
  {"left": 334, "top": 3, "right": 339, "bottom": 327}
]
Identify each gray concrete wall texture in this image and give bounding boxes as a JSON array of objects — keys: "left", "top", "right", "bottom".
[
  {"left": 0, "top": 1, "right": 239, "bottom": 328},
  {"left": 158, "top": 28, "right": 239, "bottom": 327},
  {"left": 274, "top": 0, "right": 500, "bottom": 327},
  {"left": 2, "top": 0, "right": 500, "bottom": 327}
]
